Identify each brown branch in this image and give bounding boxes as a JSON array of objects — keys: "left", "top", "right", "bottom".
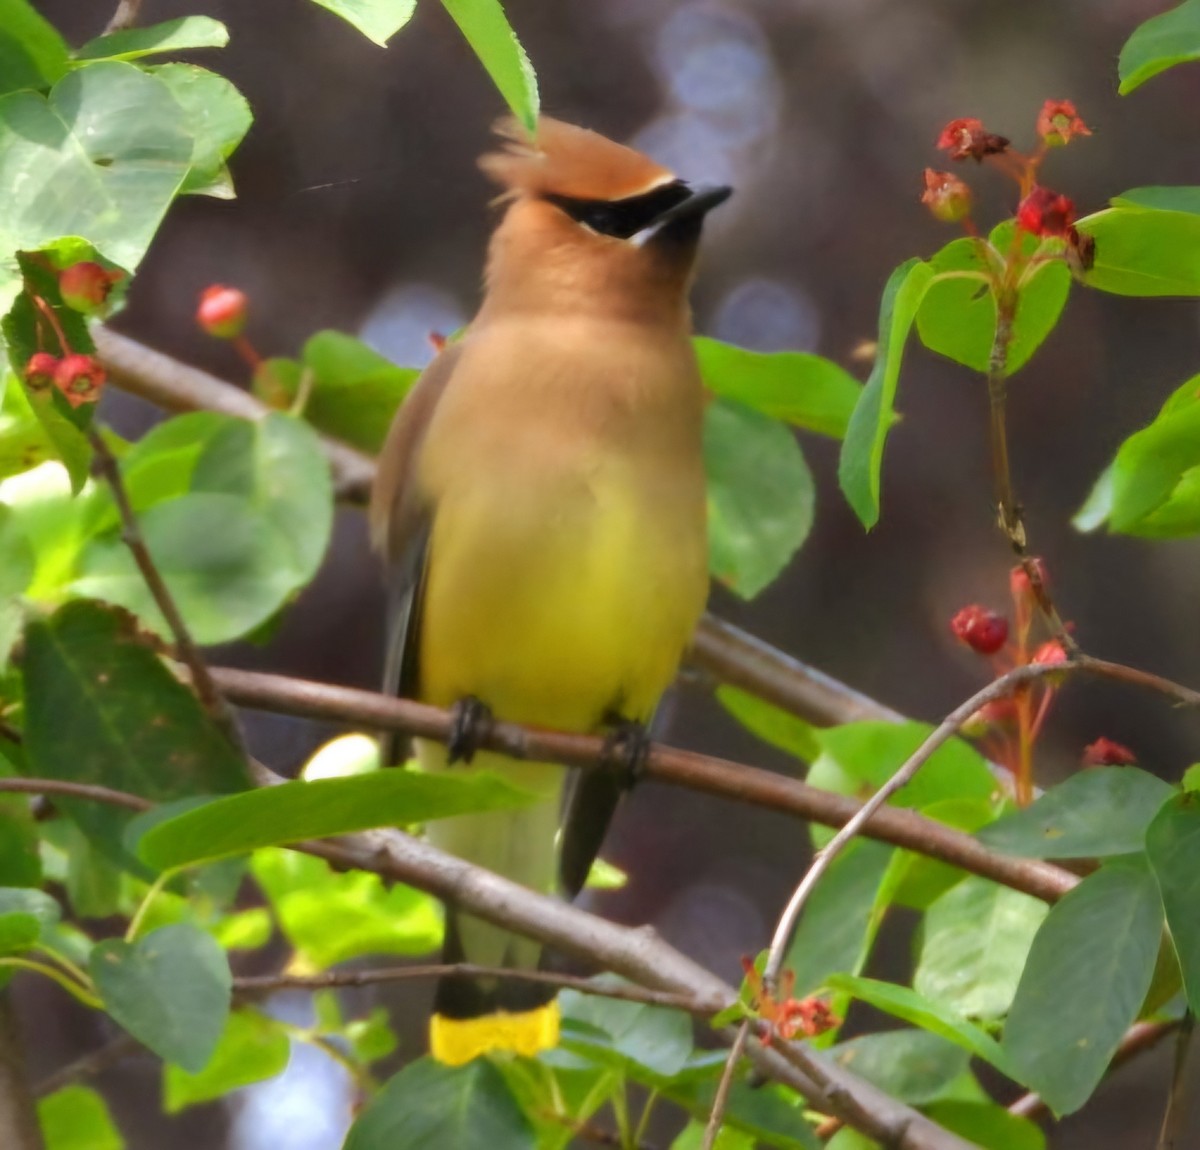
[
  {"left": 207, "top": 664, "right": 1077, "bottom": 904},
  {"left": 701, "top": 1021, "right": 751, "bottom": 1150},
  {"left": 234, "top": 963, "right": 709, "bottom": 1015},
  {"left": 87, "top": 427, "right": 246, "bottom": 753},
  {"left": 102, "top": 0, "right": 144, "bottom": 35},
  {"left": 33, "top": 1035, "right": 141, "bottom": 1100},
  {"left": 0, "top": 993, "right": 43, "bottom": 1150},
  {"left": 1157, "top": 1013, "right": 1194, "bottom": 1150},
  {"left": 0, "top": 777, "right": 150, "bottom": 812}
]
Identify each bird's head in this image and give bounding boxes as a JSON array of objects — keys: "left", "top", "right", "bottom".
[{"left": 478, "top": 117, "right": 731, "bottom": 322}]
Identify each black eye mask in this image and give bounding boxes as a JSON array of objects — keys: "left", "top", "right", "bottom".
[{"left": 544, "top": 181, "right": 693, "bottom": 239}]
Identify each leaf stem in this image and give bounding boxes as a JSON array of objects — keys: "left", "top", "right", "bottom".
[
  {"left": 1157, "top": 1011, "right": 1195, "bottom": 1150},
  {"left": 124, "top": 870, "right": 174, "bottom": 943},
  {"left": 0, "top": 958, "right": 102, "bottom": 1010}
]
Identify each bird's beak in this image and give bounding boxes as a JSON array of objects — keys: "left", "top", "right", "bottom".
[{"left": 635, "top": 184, "right": 733, "bottom": 245}]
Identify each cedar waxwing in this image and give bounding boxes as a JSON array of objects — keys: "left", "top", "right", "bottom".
[{"left": 369, "top": 117, "right": 731, "bottom": 1066}]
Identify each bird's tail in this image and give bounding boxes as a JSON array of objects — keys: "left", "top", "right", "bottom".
[{"left": 420, "top": 743, "right": 565, "bottom": 1066}]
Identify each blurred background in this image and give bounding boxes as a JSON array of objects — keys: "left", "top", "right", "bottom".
[{"left": 22, "top": 0, "right": 1200, "bottom": 1145}]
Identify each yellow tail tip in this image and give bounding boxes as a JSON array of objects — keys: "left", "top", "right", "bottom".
[{"left": 430, "top": 1000, "right": 561, "bottom": 1066}]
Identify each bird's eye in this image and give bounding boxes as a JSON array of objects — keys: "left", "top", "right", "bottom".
[{"left": 544, "top": 182, "right": 693, "bottom": 240}]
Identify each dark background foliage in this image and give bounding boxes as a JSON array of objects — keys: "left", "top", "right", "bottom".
[{"left": 26, "top": 0, "right": 1200, "bottom": 1145}]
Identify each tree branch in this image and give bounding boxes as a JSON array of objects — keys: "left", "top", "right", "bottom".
[
  {"left": 205, "top": 664, "right": 1077, "bottom": 904},
  {"left": 102, "top": 0, "right": 144, "bottom": 36},
  {"left": 0, "top": 993, "right": 43, "bottom": 1149},
  {"left": 1157, "top": 1013, "right": 1194, "bottom": 1150}
]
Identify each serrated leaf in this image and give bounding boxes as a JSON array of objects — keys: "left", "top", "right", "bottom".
[
  {"left": 74, "top": 17, "right": 229, "bottom": 62},
  {"left": 309, "top": 0, "right": 418, "bottom": 46},
  {"left": 345, "top": 1057, "right": 534, "bottom": 1150},
  {"left": 163, "top": 1009, "right": 290, "bottom": 1112},
  {"left": 91, "top": 923, "right": 231, "bottom": 1072},
  {"left": 978, "top": 767, "right": 1173, "bottom": 858},
  {"left": 1118, "top": 0, "right": 1200, "bottom": 93},
  {"left": 1076, "top": 207, "right": 1200, "bottom": 296},
  {"left": 440, "top": 0, "right": 538, "bottom": 132},
  {"left": 695, "top": 337, "right": 861, "bottom": 439},
  {"left": 1145, "top": 793, "right": 1200, "bottom": 1012},
  {"left": 838, "top": 259, "right": 934, "bottom": 528},
  {"left": 1002, "top": 858, "right": 1163, "bottom": 1114},
  {"left": 151, "top": 64, "right": 251, "bottom": 199},
  {"left": 0, "top": 62, "right": 193, "bottom": 269},
  {"left": 914, "top": 876, "right": 1048, "bottom": 1019},
  {"left": 915, "top": 226, "right": 1070, "bottom": 375},
  {"left": 37, "top": 1084, "right": 123, "bottom": 1150},
  {"left": 139, "top": 769, "right": 534, "bottom": 870},
  {"left": 22, "top": 600, "right": 248, "bottom": 865},
  {"left": 705, "top": 397, "right": 813, "bottom": 599}
]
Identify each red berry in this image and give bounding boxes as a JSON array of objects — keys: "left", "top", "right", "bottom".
[
  {"left": 1016, "top": 186, "right": 1077, "bottom": 239},
  {"left": 23, "top": 352, "right": 61, "bottom": 392},
  {"left": 921, "top": 169, "right": 972, "bottom": 223},
  {"left": 54, "top": 354, "right": 106, "bottom": 409},
  {"left": 197, "top": 285, "right": 248, "bottom": 339},
  {"left": 950, "top": 605, "right": 1010, "bottom": 656},
  {"left": 59, "top": 261, "right": 121, "bottom": 314},
  {"left": 1082, "top": 737, "right": 1136, "bottom": 767}
]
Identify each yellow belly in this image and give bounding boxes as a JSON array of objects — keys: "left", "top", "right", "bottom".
[{"left": 418, "top": 457, "right": 707, "bottom": 732}]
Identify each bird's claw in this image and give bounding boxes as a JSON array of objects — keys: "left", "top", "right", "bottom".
[
  {"left": 447, "top": 695, "right": 493, "bottom": 765},
  {"left": 602, "top": 719, "right": 651, "bottom": 790}
]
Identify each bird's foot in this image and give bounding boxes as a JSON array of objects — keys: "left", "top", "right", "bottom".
[
  {"left": 601, "top": 718, "right": 651, "bottom": 791},
  {"left": 447, "top": 696, "right": 493, "bottom": 765}
]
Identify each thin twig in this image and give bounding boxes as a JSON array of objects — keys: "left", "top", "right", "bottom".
[
  {"left": 1157, "top": 1013, "right": 1195, "bottom": 1150},
  {"left": 761, "top": 662, "right": 1050, "bottom": 991},
  {"left": 0, "top": 993, "right": 43, "bottom": 1150},
  {"left": 86, "top": 428, "right": 246, "bottom": 754},
  {"left": 234, "top": 963, "right": 711, "bottom": 1015},
  {"left": 33, "top": 1034, "right": 141, "bottom": 1099},
  {"left": 701, "top": 1021, "right": 750, "bottom": 1149},
  {"left": 102, "top": 0, "right": 144, "bottom": 36},
  {"left": 0, "top": 778, "right": 150, "bottom": 812}
]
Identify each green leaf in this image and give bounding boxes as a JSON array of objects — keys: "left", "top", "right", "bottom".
[
  {"left": 292, "top": 330, "right": 419, "bottom": 454},
  {"left": 1109, "top": 402, "right": 1200, "bottom": 534},
  {"left": 309, "top": 0, "right": 418, "bottom": 46},
  {"left": 671, "top": 1124, "right": 755, "bottom": 1150},
  {"left": 915, "top": 227, "right": 1070, "bottom": 375},
  {"left": 0, "top": 887, "right": 59, "bottom": 954},
  {"left": 1145, "top": 792, "right": 1200, "bottom": 1012},
  {"left": 345, "top": 1007, "right": 399, "bottom": 1064},
  {"left": 439, "top": 0, "right": 539, "bottom": 131},
  {"left": 252, "top": 848, "right": 441, "bottom": 968},
  {"left": 1113, "top": 186, "right": 1200, "bottom": 215},
  {"left": 786, "top": 839, "right": 893, "bottom": 998},
  {"left": 705, "top": 397, "right": 814, "bottom": 599},
  {"left": 830, "top": 1030, "right": 971, "bottom": 1106},
  {"left": 978, "top": 767, "right": 1173, "bottom": 858},
  {"left": 810, "top": 721, "right": 997, "bottom": 815},
  {"left": 0, "top": 797, "right": 41, "bottom": 887},
  {"left": 90, "top": 923, "right": 231, "bottom": 1072},
  {"left": 0, "top": 62, "right": 193, "bottom": 269},
  {"left": 345, "top": 1057, "right": 534, "bottom": 1150},
  {"left": 923, "top": 1101, "right": 1045, "bottom": 1150},
  {"left": 0, "top": 911, "right": 38, "bottom": 956},
  {"left": 838, "top": 259, "right": 934, "bottom": 528},
  {"left": 883, "top": 797, "right": 997, "bottom": 911},
  {"left": 0, "top": 502, "right": 34, "bottom": 667},
  {"left": 694, "top": 337, "right": 861, "bottom": 439},
  {"left": 0, "top": 0, "right": 69, "bottom": 96},
  {"left": 1076, "top": 207, "right": 1200, "bottom": 296},
  {"left": 715, "top": 685, "right": 819, "bottom": 763},
  {"left": 560, "top": 982, "right": 694, "bottom": 1078},
  {"left": 1118, "top": 0, "right": 1200, "bottom": 93},
  {"left": 824, "top": 974, "right": 1019, "bottom": 1079},
  {"left": 74, "top": 17, "right": 229, "bottom": 62},
  {"left": 914, "top": 876, "right": 1048, "bottom": 1019},
  {"left": 139, "top": 769, "right": 534, "bottom": 870},
  {"left": 163, "top": 1008, "right": 290, "bottom": 1112},
  {"left": 38, "top": 1085, "right": 123, "bottom": 1150},
  {"left": 151, "top": 64, "right": 252, "bottom": 199},
  {"left": 1073, "top": 463, "right": 1114, "bottom": 532},
  {"left": 1002, "top": 858, "right": 1164, "bottom": 1114},
  {"left": 22, "top": 600, "right": 248, "bottom": 864}
]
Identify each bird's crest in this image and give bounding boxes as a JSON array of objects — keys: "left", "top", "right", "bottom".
[{"left": 479, "top": 117, "right": 676, "bottom": 202}]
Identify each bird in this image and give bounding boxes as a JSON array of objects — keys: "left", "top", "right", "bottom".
[{"left": 369, "top": 116, "right": 730, "bottom": 1067}]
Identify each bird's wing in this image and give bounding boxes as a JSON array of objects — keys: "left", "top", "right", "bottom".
[{"left": 369, "top": 342, "right": 463, "bottom": 764}]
